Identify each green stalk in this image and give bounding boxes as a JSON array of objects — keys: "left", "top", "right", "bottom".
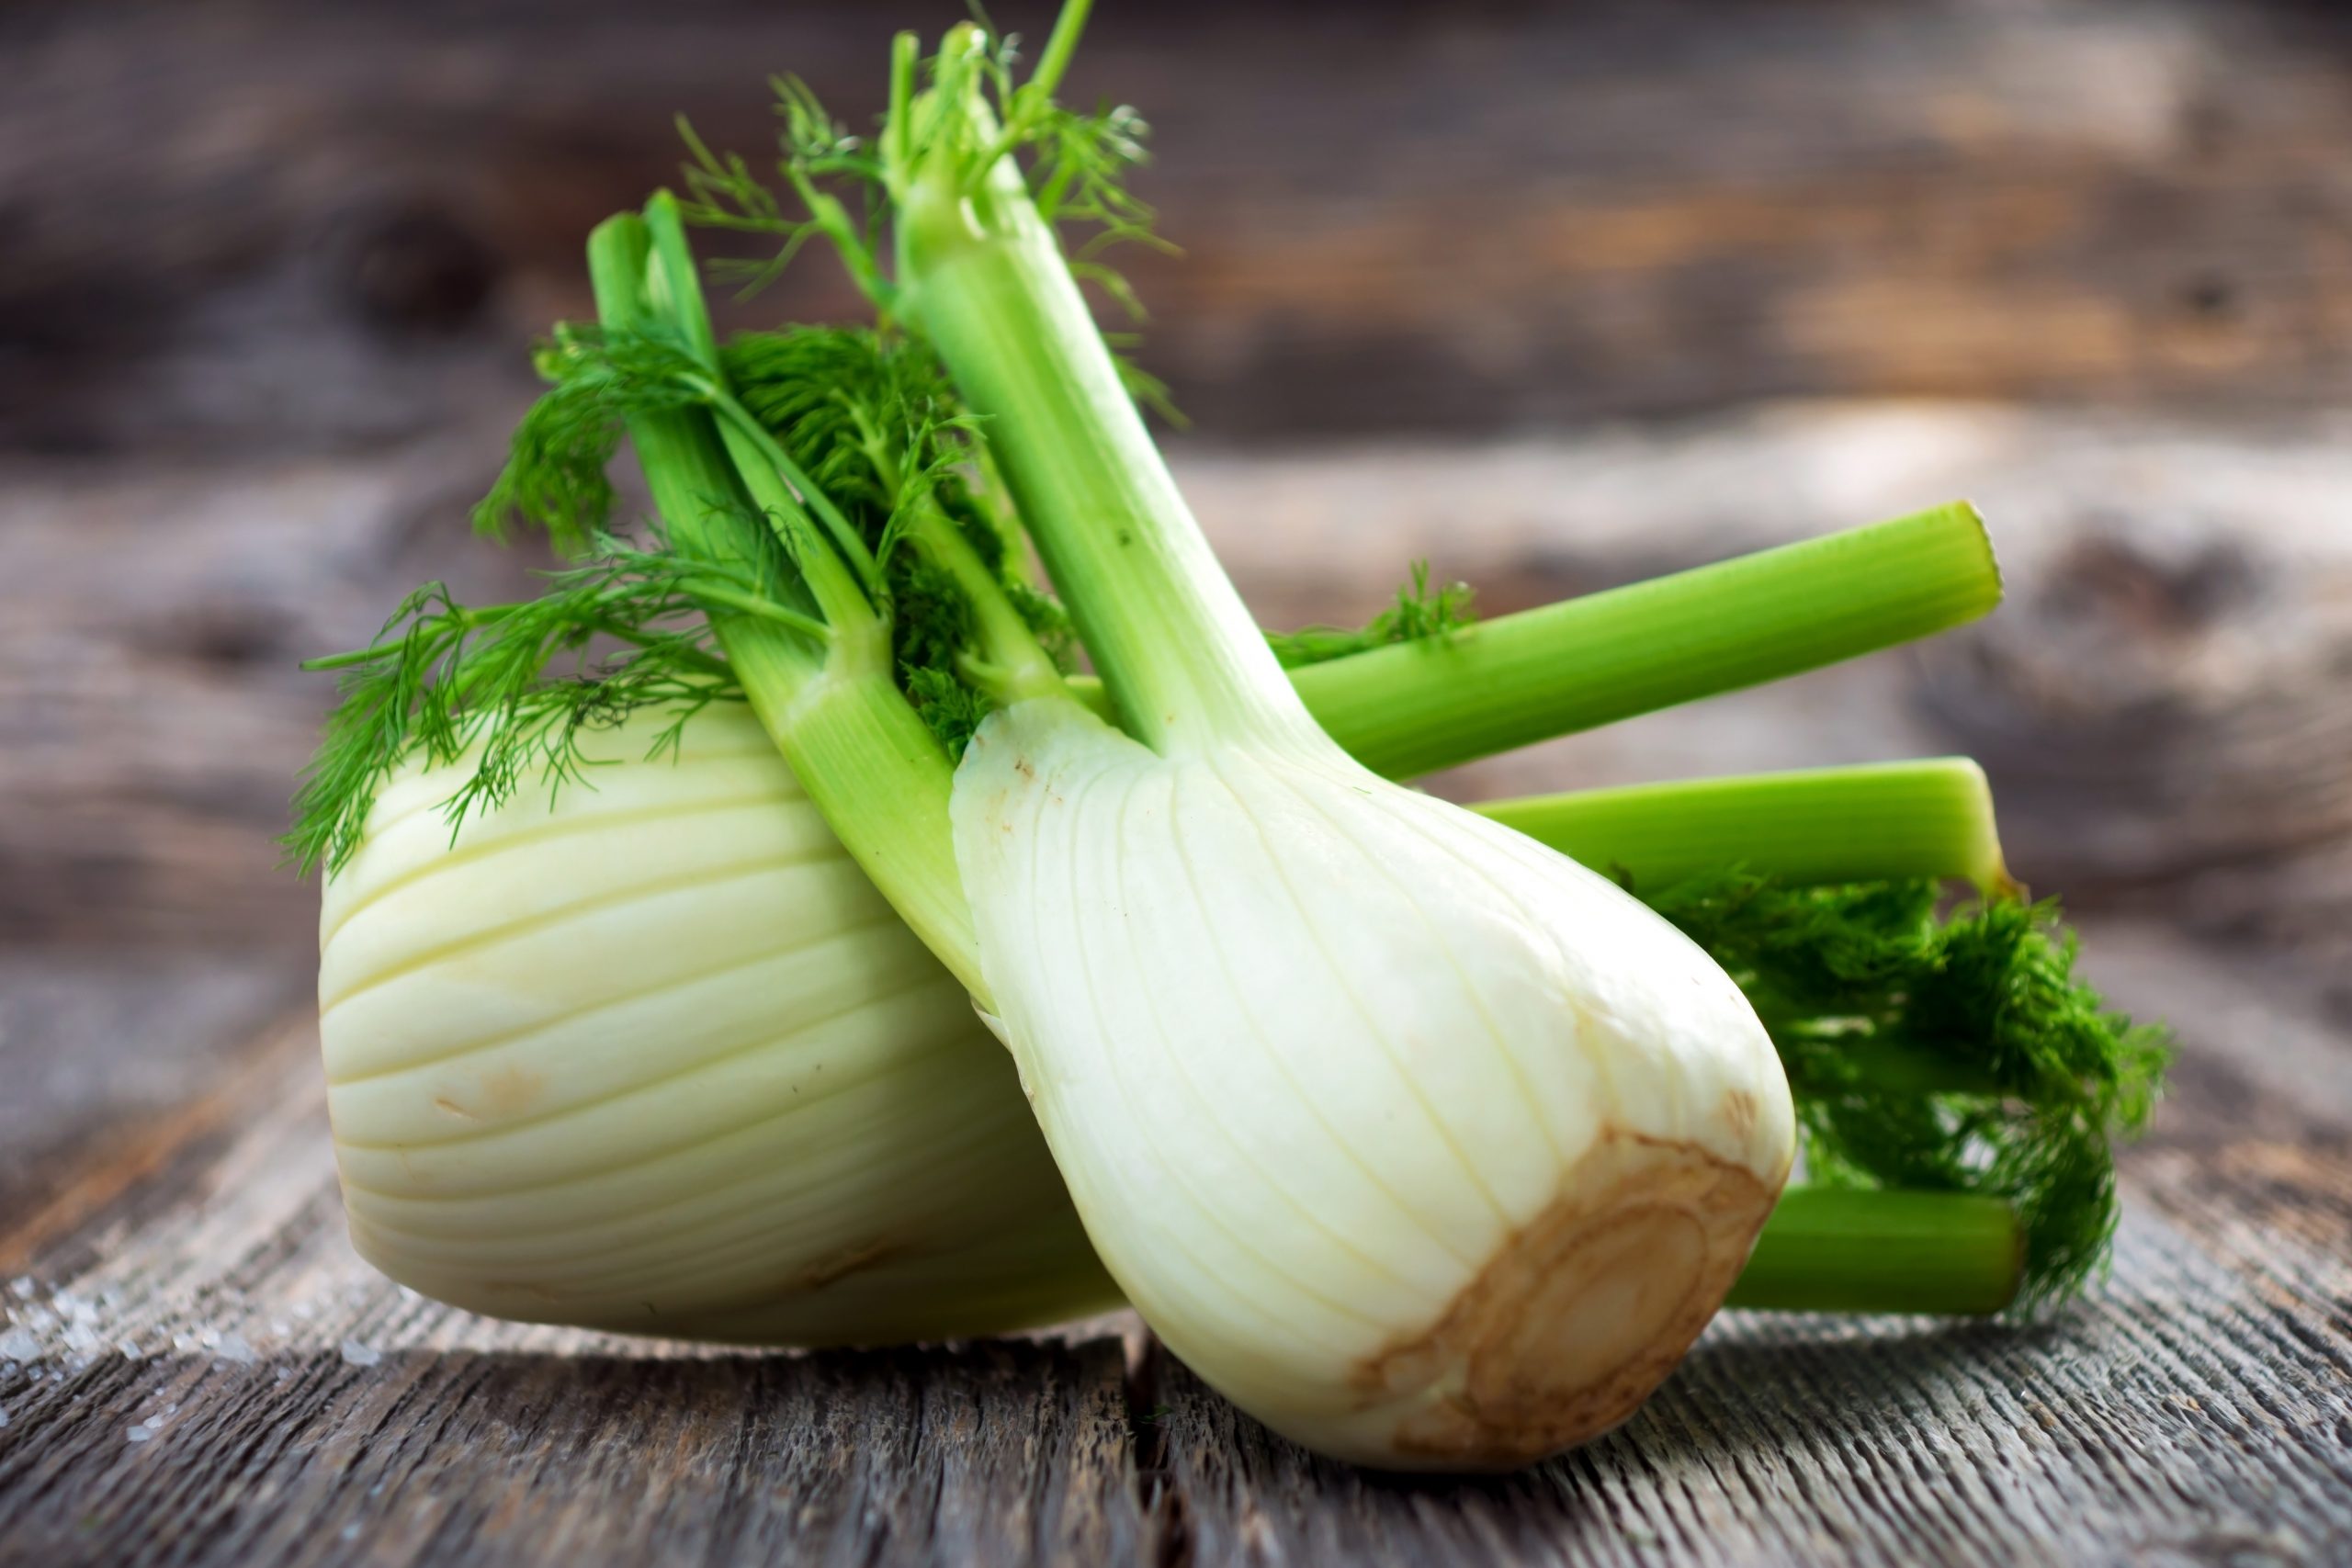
[
  {"left": 848, "top": 394, "right": 1069, "bottom": 702},
  {"left": 899, "top": 122, "right": 1313, "bottom": 753},
  {"left": 642, "top": 195, "right": 887, "bottom": 638},
  {"left": 1477, "top": 759, "right": 2014, "bottom": 895},
  {"left": 1729, "top": 1189, "right": 2022, "bottom": 1314},
  {"left": 910, "top": 502, "right": 1069, "bottom": 703},
  {"left": 591, "top": 209, "right": 985, "bottom": 995},
  {"left": 1296, "top": 503, "right": 1999, "bottom": 780},
  {"left": 983, "top": 504, "right": 2012, "bottom": 769},
  {"left": 1036, "top": 500, "right": 2002, "bottom": 775}
]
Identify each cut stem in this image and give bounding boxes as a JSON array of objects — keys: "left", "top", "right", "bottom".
[
  {"left": 1728, "top": 1188, "right": 2022, "bottom": 1314},
  {"left": 1295, "top": 502, "right": 2000, "bottom": 781},
  {"left": 1031, "top": 497, "right": 2004, "bottom": 783},
  {"left": 1477, "top": 759, "right": 2013, "bottom": 895}
]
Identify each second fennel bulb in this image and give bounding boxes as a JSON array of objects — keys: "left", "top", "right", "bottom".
[{"left": 319, "top": 704, "right": 1115, "bottom": 1344}]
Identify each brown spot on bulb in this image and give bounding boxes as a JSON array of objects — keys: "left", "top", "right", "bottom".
[
  {"left": 794, "top": 1238, "right": 900, "bottom": 1292},
  {"left": 1352, "top": 1131, "right": 1776, "bottom": 1469},
  {"left": 476, "top": 1065, "right": 548, "bottom": 1120},
  {"left": 1722, "top": 1088, "right": 1758, "bottom": 1141}
]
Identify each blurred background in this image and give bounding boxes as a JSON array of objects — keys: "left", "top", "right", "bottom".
[{"left": 6, "top": 1, "right": 2352, "bottom": 1210}]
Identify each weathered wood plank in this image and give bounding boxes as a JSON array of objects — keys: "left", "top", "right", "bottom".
[
  {"left": 6, "top": 2, "right": 2352, "bottom": 451},
  {"left": 0, "top": 1007, "right": 1152, "bottom": 1568},
  {"left": 0, "top": 442, "right": 527, "bottom": 948},
  {"left": 0, "top": 953, "right": 304, "bottom": 1245}
]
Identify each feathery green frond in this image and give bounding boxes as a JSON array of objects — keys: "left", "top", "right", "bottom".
[
  {"left": 722, "top": 323, "right": 1070, "bottom": 736},
  {"left": 472, "top": 322, "right": 725, "bottom": 554},
  {"left": 1644, "top": 871, "right": 2170, "bottom": 1308},
  {"left": 1267, "top": 562, "right": 1477, "bottom": 668},
  {"left": 722, "top": 327, "right": 959, "bottom": 535},
  {"left": 673, "top": 12, "right": 1174, "bottom": 401},
  {"left": 904, "top": 663, "right": 994, "bottom": 756},
  {"left": 677, "top": 80, "right": 892, "bottom": 310},
  {"left": 284, "top": 536, "right": 814, "bottom": 876},
  {"left": 475, "top": 312, "right": 892, "bottom": 618}
]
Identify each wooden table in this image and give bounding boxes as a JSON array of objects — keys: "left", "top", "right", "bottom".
[{"left": 7, "top": 3, "right": 2352, "bottom": 1562}]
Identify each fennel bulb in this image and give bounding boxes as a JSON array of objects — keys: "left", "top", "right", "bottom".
[
  {"left": 897, "top": 16, "right": 1793, "bottom": 1468},
  {"left": 318, "top": 703, "right": 1115, "bottom": 1344},
  {"left": 953, "top": 700, "right": 1795, "bottom": 1468}
]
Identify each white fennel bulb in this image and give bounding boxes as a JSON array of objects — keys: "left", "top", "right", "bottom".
[
  {"left": 898, "top": 31, "right": 1799, "bottom": 1464},
  {"left": 318, "top": 704, "right": 1116, "bottom": 1345},
  {"left": 953, "top": 700, "right": 1795, "bottom": 1469}
]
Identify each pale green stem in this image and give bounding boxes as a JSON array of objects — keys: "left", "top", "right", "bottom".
[
  {"left": 1294, "top": 502, "right": 2000, "bottom": 781},
  {"left": 899, "top": 140, "right": 1310, "bottom": 752},
  {"left": 1731, "top": 1189, "right": 2022, "bottom": 1314},
  {"left": 1477, "top": 759, "right": 2014, "bottom": 895}
]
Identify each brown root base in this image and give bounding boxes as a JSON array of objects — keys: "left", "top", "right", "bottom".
[{"left": 1353, "top": 1131, "right": 1777, "bottom": 1469}]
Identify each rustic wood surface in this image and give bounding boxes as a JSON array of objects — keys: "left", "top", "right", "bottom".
[
  {"left": 8, "top": 0, "right": 2352, "bottom": 1562},
  {"left": 9, "top": 0, "right": 2352, "bottom": 453}
]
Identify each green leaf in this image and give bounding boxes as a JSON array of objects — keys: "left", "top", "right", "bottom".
[
  {"left": 1267, "top": 562, "right": 1476, "bottom": 668},
  {"left": 1644, "top": 871, "right": 2170, "bottom": 1308},
  {"left": 284, "top": 536, "right": 790, "bottom": 876}
]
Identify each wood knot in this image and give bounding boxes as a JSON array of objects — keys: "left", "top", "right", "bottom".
[
  {"left": 2042, "top": 526, "right": 2258, "bottom": 639},
  {"left": 334, "top": 202, "right": 499, "bottom": 336}
]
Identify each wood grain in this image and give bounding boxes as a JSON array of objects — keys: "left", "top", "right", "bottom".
[
  {"left": 6, "top": 1, "right": 2352, "bottom": 451},
  {"left": 0, "top": 953, "right": 302, "bottom": 1238}
]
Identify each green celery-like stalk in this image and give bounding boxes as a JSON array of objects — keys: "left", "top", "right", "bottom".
[
  {"left": 1044, "top": 506, "right": 2006, "bottom": 783},
  {"left": 1478, "top": 759, "right": 2015, "bottom": 895},
  {"left": 1730, "top": 1189, "right": 2021, "bottom": 1314},
  {"left": 1299, "top": 503, "right": 1999, "bottom": 780},
  {"left": 899, "top": 107, "right": 1307, "bottom": 754},
  {"left": 588, "top": 207, "right": 987, "bottom": 993}
]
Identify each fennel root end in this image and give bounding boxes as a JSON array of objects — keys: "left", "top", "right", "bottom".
[{"left": 1356, "top": 1130, "right": 1777, "bottom": 1469}]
